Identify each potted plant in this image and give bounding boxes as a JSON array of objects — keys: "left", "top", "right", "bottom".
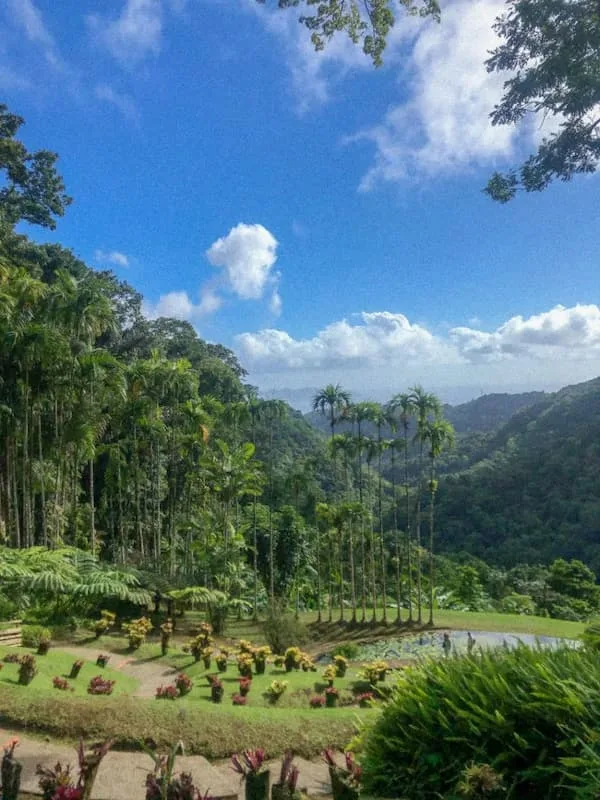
[
  {"left": 37, "top": 635, "right": 51, "bottom": 655},
  {"left": 325, "top": 687, "right": 339, "bottom": 708},
  {"left": 231, "top": 749, "right": 269, "bottom": 800},
  {"left": 70, "top": 660, "right": 84, "bottom": 679},
  {"left": 284, "top": 647, "right": 301, "bottom": 673},
  {"left": 254, "top": 646, "right": 271, "bottom": 675},
  {"left": 53, "top": 676, "right": 70, "bottom": 691},
  {"left": 267, "top": 680, "right": 288, "bottom": 704},
  {"left": 209, "top": 675, "right": 224, "bottom": 703},
  {"left": 175, "top": 673, "right": 193, "bottom": 696},
  {"left": 238, "top": 654, "right": 254, "bottom": 678},
  {"left": 87, "top": 675, "right": 115, "bottom": 695},
  {"left": 334, "top": 655, "right": 348, "bottom": 677},
  {"left": 323, "top": 665, "right": 337, "bottom": 687},
  {"left": 1, "top": 738, "right": 21, "bottom": 800},
  {"left": 310, "top": 695, "right": 326, "bottom": 708},
  {"left": 323, "top": 750, "right": 361, "bottom": 800},
  {"left": 201, "top": 646, "right": 213, "bottom": 670},
  {"left": 238, "top": 639, "right": 254, "bottom": 654},
  {"left": 96, "top": 654, "right": 110, "bottom": 668},
  {"left": 232, "top": 693, "right": 247, "bottom": 706},
  {"left": 356, "top": 692, "right": 374, "bottom": 708},
  {"left": 239, "top": 676, "right": 252, "bottom": 696},
  {"left": 216, "top": 653, "right": 228, "bottom": 672},
  {"left": 271, "top": 751, "right": 300, "bottom": 800},
  {"left": 160, "top": 620, "right": 173, "bottom": 656},
  {"left": 124, "top": 616, "right": 153, "bottom": 650},
  {"left": 18, "top": 654, "right": 37, "bottom": 685},
  {"left": 144, "top": 740, "right": 214, "bottom": 800},
  {"left": 37, "top": 739, "right": 112, "bottom": 800}
]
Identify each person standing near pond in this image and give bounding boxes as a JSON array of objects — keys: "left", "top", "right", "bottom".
[{"left": 442, "top": 632, "right": 452, "bottom": 658}]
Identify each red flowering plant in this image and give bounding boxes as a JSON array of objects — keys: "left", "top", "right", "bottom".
[
  {"left": 356, "top": 692, "right": 374, "bottom": 708},
  {"left": 239, "top": 677, "right": 252, "bottom": 696},
  {"left": 36, "top": 739, "right": 112, "bottom": 800},
  {"left": 323, "top": 749, "right": 362, "bottom": 798},
  {"left": 231, "top": 749, "right": 267, "bottom": 778},
  {"left": 156, "top": 684, "right": 178, "bottom": 700},
  {"left": 175, "top": 673, "right": 193, "bottom": 696},
  {"left": 53, "top": 677, "right": 70, "bottom": 691},
  {"left": 1, "top": 737, "right": 21, "bottom": 800},
  {"left": 310, "top": 695, "right": 325, "bottom": 708},
  {"left": 232, "top": 693, "right": 247, "bottom": 706},
  {"left": 87, "top": 675, "right": 115, "bottom": 695},
  {"left": 272, "top": 751, "right": 300, "bottom": 800}
]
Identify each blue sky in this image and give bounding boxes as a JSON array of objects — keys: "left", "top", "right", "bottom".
[{"left": 3, "top": 0, "right": 600, "bottom": 409}]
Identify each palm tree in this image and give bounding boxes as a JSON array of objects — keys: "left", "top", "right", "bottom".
[
  {"left": 389, "top": 392, "right": 416, "bottom": 624},
  {"left": 409, "top": 386, "right": 441, "bottom": 624},
  {"left": 385, "top": 435, "right": 405, "bottom": 624},
  {"left": 312, "top": 384, "right": 351, "bottom": 442},
  {"left": 423, "top": 418, "right": 455, "bottom": 625},
  {"left": 370, "top": 403, "right": 394, "bottom": 624},
  {"left": 260, "top": 399, "right": 287, "bottom": 603}
]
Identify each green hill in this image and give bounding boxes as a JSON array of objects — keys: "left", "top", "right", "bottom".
[{"left": 435, "top": 377, "right": 600, "bottom": 570}]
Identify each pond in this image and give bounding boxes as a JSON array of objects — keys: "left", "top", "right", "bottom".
[{"left": 337, "top": 630, "right": 579, "bottom": 663}]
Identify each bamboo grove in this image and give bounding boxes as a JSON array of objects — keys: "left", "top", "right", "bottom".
[{"left": 0, "top": 102, "right": 455, "bottom": 623}]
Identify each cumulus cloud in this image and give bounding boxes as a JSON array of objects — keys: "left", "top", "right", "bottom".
[
  {"left": 451, "top": 305, "right": 600, "bottom": 362},
  {"left": 237, "top": 311, "right": 457, "bottom": 370},
  {"left": 95, "top": 84, "right": 139, "bottom": 121},
  {"left": 206, "top": 223, "right": 280, "bottom": 302},
  {"left": 143, "top": 287, "right": 222, "bottom": 322},
  {"left": 87, "top": 0, "right": 162, "bottom": 65},
  {"left": 237, "top": 305, "right": 600, "bottom": 373},
  {"left": 94, "top": 249, "right": 131, "bottom": 268}
]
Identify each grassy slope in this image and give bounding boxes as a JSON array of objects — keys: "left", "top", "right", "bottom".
[{"left": 0, "top": 645, "right": 138, "bottom": 696}]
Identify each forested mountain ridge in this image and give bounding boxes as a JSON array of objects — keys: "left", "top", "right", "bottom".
[{"left": 435, "top": 376, "right": 600, "bottom": 570}]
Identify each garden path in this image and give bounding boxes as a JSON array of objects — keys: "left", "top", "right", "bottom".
[
  {"left": 58, "top": 645, "right": 179, "bottom": 698},
  {"left": 0, "top": 727, "right": 333, "bottom": 800}
]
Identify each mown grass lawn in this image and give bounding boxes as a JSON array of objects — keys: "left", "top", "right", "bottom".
[{"left": 0, "top": 645, "right": 138, "bottom": 697}]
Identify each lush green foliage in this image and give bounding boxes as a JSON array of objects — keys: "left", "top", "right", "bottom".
[{"left": 359, "top": 645, "right": 600, "bottom": 798}]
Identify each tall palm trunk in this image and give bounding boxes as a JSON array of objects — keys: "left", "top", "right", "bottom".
[
  {"left": 428, "top": 461, "right": 437, "bottom": 626},
  {"left": 37, "top": 410, "right": 47, "bottom": 547},
  {"left": 367, "top": 456, "right": 377, "bottom": 623},
  {"left": 356, "top": 422, "right": 367, "bottom": 622},
  {"left": 403, "top": 421, "right": 413, "bottom": 623},
  {"left": 391, "top": 445, "right": 402, "bottom": 624},
  {"left": 377, "top": 432, "right": 388, "bottom": 624},
  {"left": 415, "top": 440, "right": 424, "bottom": 624}
]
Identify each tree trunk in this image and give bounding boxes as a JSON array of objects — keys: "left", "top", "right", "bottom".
[
  {"left": 38, "top": 410, "right": 47, "bottom": 547},
  {"left": 428, "top": 461, "right": 436, "bottom": 626}
]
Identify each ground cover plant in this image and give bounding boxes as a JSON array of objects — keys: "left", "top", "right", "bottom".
[{"left": 358, "top": 644, "right": 600, "bottom": 798}]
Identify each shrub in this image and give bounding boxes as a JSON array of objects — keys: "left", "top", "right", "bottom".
[
  {"left": 332, "top": 642, "right": 359, "bottom": 660},
  {"left": 582, "top": 622, "right": 600, "bottom": 650},
  {"left": 87, "top": 675, "right": 115, "bottom": 695},
  {"left": 160, "top": 620, "right": 173, "bottom": 655},
  {"left": 359, "top": 645, "right": 600, "bottom": 798},
  {"left": 284, "top": 647, "right": 302, "bottom": 672},
  {"left": 3, "top": 653, "right": 20, "bottom": 663},
  {"left": 21, "top": 624, "right": 51, "bottom": 648},
  {"left": 239, "top": 677, "right": 252, "bottom": 696},
  {"left": 310, "top": 695, "right": 325, "bottom": 708},
  {"left": 94, "top": 610, "right": 116, "bottom": 638},
  {"left": 18, "top": 654, "right": 38, "bottom": 685},
  {"left": 263, "top": 603, "right": 308, "bottom": 654},
  {"left": 156, "top": 684, "right": 178, "bottom": 700},
  {"left": 232, "top": 693, "right": 247, "bottom": 706},
  {"left": 216, "top": 654, "right": 228, "bottom": 672},
  {"left": 333, "top": 655, "right": 348, "bottom": 677},
  {"left": 237, "top": 654, "right": 254, "bottom": 678},
  {"left": 175, "top": 673, "right": 193, "bottom": 696},
  {"left": 360, "top": 660, "right": 389, "bottom": 684},
  {"left": 124, "top": 616, "right": 153, "bottom": 650},
  {"left": 267, "top": 680, "right": 288, "bottom": 704},
  {"left": 322, "top": 665, "right": 337, "bottom": 685},
  {"left": 52, "top": 676, "right": 70, "bottom": 691}
]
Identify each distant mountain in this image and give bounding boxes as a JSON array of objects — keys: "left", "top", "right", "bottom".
[
  {"left": 435, "top": 376, "right": 600, "bottom": 570},
  {"left": 442, "top": 391, "right": 547, "bottom": 433}
]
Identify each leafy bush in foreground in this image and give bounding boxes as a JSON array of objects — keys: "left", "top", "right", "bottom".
[{"left": 359, "top": 645, "right": 600, "bottom": 799}]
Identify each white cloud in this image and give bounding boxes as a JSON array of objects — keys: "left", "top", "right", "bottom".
[
  {"left": 236, "top": 311, "right": 456, "bottom": 370},
  {"left": 236, "top": 305, "right": 600, "bottom": 407},
  {"left": 6, "top": 0, "right": 64, "bottom": 70},
  {"left": 95, "top": 84, "right": 139, "bottom": 121},
  {"left": 237, "top": 305, "right": 600, "bottom": 372},
  {"left": 269, "top": 289, "right": 283, "bottom": 317},
  {"left": 206, "top": 223, "right": 280, "bottom": 302},
  {"left": 248, "top": 0, "right": 371, "bottom": 112},
  {"left": 143, "top": 287, "right": 222, "bottom": 322},
  {"left": 87, "top": 0, "right": 162, "bottom": 65},
  {"left": 451, "top": 305, "right": 600, "bottom": 362},
  {"left": 94, "top": 249, "right": 131, "bottom": 268}
]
